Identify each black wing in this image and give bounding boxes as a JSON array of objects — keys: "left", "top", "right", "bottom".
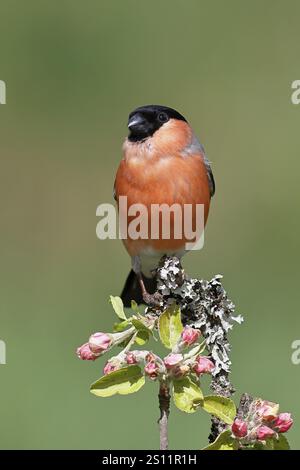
[{"left": 204, "top": 157, "right": 215, "bottom": 197}]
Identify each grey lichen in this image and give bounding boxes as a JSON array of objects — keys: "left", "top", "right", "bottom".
[{"left": 151, "top": 256, "right": 243, "bottom": 442}]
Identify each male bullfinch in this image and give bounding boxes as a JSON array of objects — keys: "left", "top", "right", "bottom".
[{"left": 114, "top": 105, "right": 215, "bottom": 307}]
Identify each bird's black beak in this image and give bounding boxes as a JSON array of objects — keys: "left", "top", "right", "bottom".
[{"left": 127, "top": 113, "right": 146, "bottom": 134}]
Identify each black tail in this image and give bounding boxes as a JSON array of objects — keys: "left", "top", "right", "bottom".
[{"left": 121, "top": 270, "right": 157, "bottom": 308}]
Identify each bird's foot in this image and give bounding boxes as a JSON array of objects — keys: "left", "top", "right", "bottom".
[{"left": 142, "top": 291, "right": 163, "bottom": 307}]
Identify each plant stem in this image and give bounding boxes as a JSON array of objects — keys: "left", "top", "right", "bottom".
[{"left": 158, "top": 381, "right": 170, "bottom": 450}]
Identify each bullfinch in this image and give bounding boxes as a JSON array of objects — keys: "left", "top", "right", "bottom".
[{"left": 114, "top": 105, "right": 215, "bottom": 307}]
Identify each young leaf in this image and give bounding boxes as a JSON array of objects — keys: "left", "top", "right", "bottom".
[
  {"left": 135, "top": 330, "right": 150, "bottom": 345},
  {"left": 251, "top": 442, "right": 266, "bottom": 450},
  {"left": 203, "top": 430, "right": 238, "bottom": 450},
  {"left": 109, "top": 296, "right": 127, "bottom": 320},
  {"left": 131, "top": 300, "right": 139, "bottom": 312},
  {"left": 113, "top": 320, "right": 130, "bottom": 332},
  {"left": 173, "top": 377, "right": 204, "bottom": 413},
  {"left": 264, "top": 439, "right": 275, "bottom": 450},
  {"left": 131, "top": 318, "right": 152, "bottom": 345},
  {"left": 131, "top": 318, "right": 152, "bottom": 334},
  {"left": 90, "top": 365, "right": 145, "bottom": 397},
  {"left": 159, "top": 303, "right": 183, "bottom": 349},
  {"left": 202, "top": 395, "right": 236, "bottom": 424},
  {"left": 273, "top": 434, "right": 290, "bottom": 450},
  {"left": 251, "top": 435, "right": 290, "bottom": 451}
]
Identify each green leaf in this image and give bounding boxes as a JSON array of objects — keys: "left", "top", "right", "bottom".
[
  {"left": 113, "top": 320, "right": 130, "bottom": 332},
  {"left": 131, "top": 318, "right": 152, "bottom": 334},
  {"left": 173, "top": 377, "right": 204, "bottom": 413},
  {"left": 109, "top": 296, "right": 127, "bottom": 320},
  {"left": 273, "top": 434, "right": 290, "bottom": 450},
  {"left": 159, "top": 303, "right": 183, "bottom": 349},
  {"left": 135, "top": 330, "right": 150, "bottom": 345},
  {"left": 131, "top": 300, "right": 139, "bottom": 312},
  {"left": 132, "top": 318, "right": 152, "bottom": 345},
  {"left": 90, "top": 365, "right": 145, "bottom": 397},
  {"left": 251, "top": 442, "right": 266, "bottom": 450},
  {"left": 202, "top": 395, "right": 236, "bottom": 425},
  {"left": 250, "top": 435, "right": 290, "bottom": 451},
  {"left": 203, "top": 430, "right": 238, "bottom": 450},
  {"left": 264, "top": 439, "right": 275, "bottom": 450}
]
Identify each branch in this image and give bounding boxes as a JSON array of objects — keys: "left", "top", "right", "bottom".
[
  {"left": 148, "top": 255, "right": 243, "bottom": 443},
  {"left": 236, "top": 392, "right": 254, "bottom": 419},
  {"left": 78, "top": 255, "right": 294, "bottom": 450},
  {"left": 158, "top": 381, "right": 170, "bottom": 450}
]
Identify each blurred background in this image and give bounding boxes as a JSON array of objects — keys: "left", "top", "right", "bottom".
[{"left": 0, "top": 0, "right": 299, "bottom": 450}]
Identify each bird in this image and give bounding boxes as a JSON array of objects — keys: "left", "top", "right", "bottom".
[{"left": 114, "top": 105, "right": 215, "bottom": 307}]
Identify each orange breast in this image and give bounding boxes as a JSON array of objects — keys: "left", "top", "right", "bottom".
[{"left": 114, "top": 152, "right": 211, "bottom": 257}]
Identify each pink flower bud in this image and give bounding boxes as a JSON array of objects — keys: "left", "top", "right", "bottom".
[
  {"left": 273, "top": 413, "right": 293, "bottom": 433},
  {"left": 256, "top": 425, "right": 275, "bottom": 440},
  {"left": 144, "top": 361, "right": 160, "bottom": 381},
  {"left": 145, "top": 352, "right": 156, "bottom": 363},
  {"left": 255, "top": 399, "right": 279, "bottom": 422},
  {"left": 103, "top": 361, "right": 118, "bottom": 375},
  {"left": 164, "top": 353, "right": 183, "bottom": 369},
  {"left": 193, "top": 356, "right": 214, "bottom": 375},
  {"left": 126, "top": 352, "right": 138, "bottom": 365},
  {"left": 89, "top": 332, "right": 112, "bottom": 354},
  {"left": 76, "top": 343, "right": 99, "bottom": 361},
  {"left": 172, "top": 364, "right": 190, "bottom": 378},
  {"left": 181, "top": 327, "right": 201, "bottom": 346},
  {"left": 231, "top": 418, "right": 248, "bottom": 438}
]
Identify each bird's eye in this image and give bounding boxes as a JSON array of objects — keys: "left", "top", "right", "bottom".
[{"left": 158, "top": 112, "right": 169, "bottom": 123}]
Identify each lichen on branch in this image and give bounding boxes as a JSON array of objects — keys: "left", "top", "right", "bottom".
[{"left": 76, "top": 255, "right": 293, "bottom": 450}]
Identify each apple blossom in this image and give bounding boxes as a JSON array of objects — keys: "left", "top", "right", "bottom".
[
  {"left": 193, "top": 356, "right": 214, "bottom": 375},
  {"left": 76, "top": 343, "right": 99, "bottom": 361}
]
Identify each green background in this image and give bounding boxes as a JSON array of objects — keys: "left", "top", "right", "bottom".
[{"left": 0, "top": 0, "right": 299, "bottom": 449}]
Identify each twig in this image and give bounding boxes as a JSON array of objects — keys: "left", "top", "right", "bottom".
[
  {"left": 148, "top": 255, "right": 243, "bottom": 446},
  {"left": 158, "top": 381, "right": 170, "bottom": 450},
  {"left": 236, "top": 392, "right": 254, "bottom": 419}
]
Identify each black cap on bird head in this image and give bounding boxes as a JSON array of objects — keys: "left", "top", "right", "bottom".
[{"left": 127, "top": 105, "right": 187, "bottom": 142}]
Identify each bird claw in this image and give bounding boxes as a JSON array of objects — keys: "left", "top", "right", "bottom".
[{"left": 142, "top": 291, "right": 163, "bottom": 307}]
